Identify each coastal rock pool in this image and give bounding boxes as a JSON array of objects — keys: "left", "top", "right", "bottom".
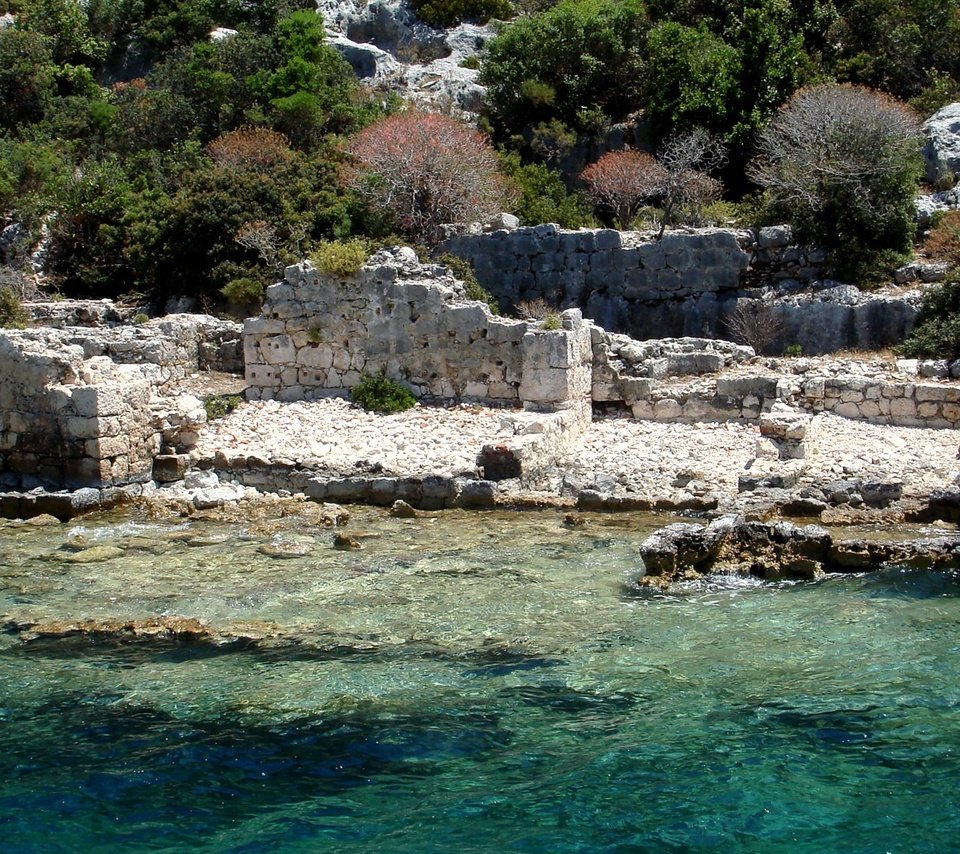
[{"left": 2, "top": 507, "right": 959, "bottom": 852}]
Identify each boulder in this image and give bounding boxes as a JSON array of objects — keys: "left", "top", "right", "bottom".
[
  {"left": 637, "top": 515, "right": 960, "bottom": 584},
  {"left": 923, "top": 103, "right": 960, "bottom": 184}
]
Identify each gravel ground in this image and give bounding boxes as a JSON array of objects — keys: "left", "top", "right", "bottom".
[
  {"left": 198, "top": 398, "right": 960, "bottom": 502},
  {"left": 197, "top": 398, "right": 513, "bottom": 477}
]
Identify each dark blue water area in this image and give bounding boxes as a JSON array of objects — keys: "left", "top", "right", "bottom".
[{"left": 2, "top": 648, "right": 960, "bottom": 854}]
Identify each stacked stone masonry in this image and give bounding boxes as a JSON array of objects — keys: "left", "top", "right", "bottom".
[
  {"left": 245, "top": 248, "right": 593, "bottom": 414},
  {"left": 0, "top": 315, "right": 242, "bottom": 490},
  {"left": 439, "top": 225, "right": 916, "bottom": 353},
  {"left": 602, "top": 366, "right": 960, "bottom": 429}
]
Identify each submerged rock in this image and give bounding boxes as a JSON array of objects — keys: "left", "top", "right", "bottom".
[
  {"left": 257, "top": 539, "right": 314, "bottom": 559},
  {"left": 389, "top": 499, "right": 419, "bottom": 518},
  {"left": 64, "top": 545, "right": 125, "bottom": 563},
  {"left": 333, "top": 533, "right": 363, "bottom": 550},
  {"left": 24, "top": 514, "right": 61, "bottom": 527},
  {"left": 6, "top": 615, "right": 286, "bottom": 648}
]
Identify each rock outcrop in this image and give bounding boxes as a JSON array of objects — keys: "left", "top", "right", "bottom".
[
  {"left": 317, "top": 0, "right": 493, "bottom": 114},
  {"left": 922, "top": 102, "right": 960, "bottom": 185},
  {"left": 638, "top": 515, "right": 960, "bottom": 586}
]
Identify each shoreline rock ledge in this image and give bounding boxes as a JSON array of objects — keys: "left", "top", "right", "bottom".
[{"left": 638, "top": 515, "right": 960, "bottom": 586}]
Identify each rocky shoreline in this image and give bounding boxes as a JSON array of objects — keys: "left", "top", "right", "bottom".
[{"left": 3, "top": 387, "right": 959, "bottom": 525}]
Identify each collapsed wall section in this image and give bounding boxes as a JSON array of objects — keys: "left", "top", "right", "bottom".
[
  {"left": 0, "top": 317, "right": 238, "bottom": 491},
  {"left": 0, "top": 331, "right": 158, "bottom": 489}
]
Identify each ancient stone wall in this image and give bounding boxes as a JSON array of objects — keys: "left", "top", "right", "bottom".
[
  {"left": 244, "top": 249, "right": 593, "bottom": 416},
  {"left": 0, "top": 332, "right": 159, "bottom": 489},
  {"left": 600, "top": 364, "right": 960, "bottom": 429},
  {"left": 0, "top": 316, "right": 236, "bottom": 490},
  {"left": 438, "top": 225, "right": 916, "bottom": 353}
]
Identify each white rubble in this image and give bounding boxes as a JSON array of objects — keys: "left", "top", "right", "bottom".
[{"left": 195, "top": 396, "right": 960, "bottom": 506}]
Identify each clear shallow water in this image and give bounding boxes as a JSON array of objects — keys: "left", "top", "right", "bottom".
[{"left": 2, "top": 509, "right": 960, "bottom": 853}]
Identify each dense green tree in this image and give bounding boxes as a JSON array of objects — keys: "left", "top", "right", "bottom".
[
  {"left": 479, "top": 0, "right": 648, "bottom": 139},
  {"left": 729, "top": 0, "right": 809, "bottom": 141},
  {"left": 0, "top": 28, "right": 56, "bottom": 130},
  {"left": 410, "top": 0, "right": 513, "bottom": 27},
  {"left": 19, "top": 0, "right": 106, "bottom": 65},
  {"left": 45, "top": 157, "right": 137, "bottom": 296},
  {"left": 643, "top": 23, "right": 741, "bottom": 140}
]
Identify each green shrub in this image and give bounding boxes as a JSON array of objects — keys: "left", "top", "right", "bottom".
[
  {"left": 899, "top": 279, "right": 960, "bottom": 359},
  {"left": 540, "top": 313, "right": 562, "bottom": 330},
  {"left": 923, "top": 210, "right": 960, "bottom": 267},
  {"left": 910, "top": 70, "right": 960, "bottom": 120},
  {"left": 411, "top": 0, "right": 513, "bottom": 28},
  {"left": 132, "top": 312, "right": 150, "bottom": 324},
  {"left": 221, "top": 277, "right": 265, "bottom": 306},
  {"left": 698, "top": 200, "right": 741, "bottom": 227},
  {"left": 479, "top": 0, "right": 648, "bottom": 138},
  {"left": 784, "top": 343, "right": 804, "bottom": 357},
  {"left": 204, "top": 393, "right": 242, "bottom": 421},
  {"left": 350, "top": 373, "right": 417, "bottom": 414},
  {"left": 312, "top": 239, "right": 369, "bottom": 277},
  {"left": 0, "top": 286, "right": 28, "bottom": 328},
  {"left": 499, "top": 151, "right": 595, "bottom": 229},
  {"left": 459, "top": 55, "right": 481, "bottom": 70}
]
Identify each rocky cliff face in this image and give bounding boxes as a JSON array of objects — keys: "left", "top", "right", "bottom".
[{"left": 317, "top": 0, "right": 493, "bottom": 114}]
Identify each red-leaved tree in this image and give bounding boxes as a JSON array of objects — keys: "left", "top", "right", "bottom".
[
  {"left": 582, "top": 132, "right": 726, "bottom": 234},
  {"left": 581, "top": 151, "right": 666, "bottom": 230},
  {"left": 344, "top": 111, "right": 510, "bottom": 244}
]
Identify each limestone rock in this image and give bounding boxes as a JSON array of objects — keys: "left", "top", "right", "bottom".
[
  {"left": 257, "top": 538, "right": 314, "bottom": 558},
  {"left": 317, "top": 1, "right": 495, "bottom": 115},
  {"left": 65, "top": 545, "right": 125, "bottom": 563},
  {"left": 389, "top": 499, "right": 419, "bottom": 518},
  {"left": 922, "top": 103, "right": 960, "bottom": 184}
]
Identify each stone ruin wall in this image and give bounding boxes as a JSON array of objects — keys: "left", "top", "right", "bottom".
[
  {"left": 0, "top": 251, "right": 954, "bottom": 499},
  {"left": 0, "top": 316, "right": 242, "bottom": 491},
  {"left": 438, "top": 225, "right": 917, "bottom": 355},
  {"left": 244, "top": 250, "right": 593, "bottom": 417},
  {"left": 596, "top": 339, "right": 960, "bottom": 430},
  {"left": 246, "top": 253, "right": 959, "bottom": 433}
]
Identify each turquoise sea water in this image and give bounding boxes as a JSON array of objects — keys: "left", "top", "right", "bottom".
[{"left": 1, "top": 508, "right": 959, "bottom": 853}]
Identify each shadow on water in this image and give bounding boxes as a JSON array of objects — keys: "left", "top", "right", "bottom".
[
  {"left": 0, "top": 690, "right": 512, "bottom": 844},
  {"left": 498, "top": 684, "right": 638, "bottom": 716}
]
